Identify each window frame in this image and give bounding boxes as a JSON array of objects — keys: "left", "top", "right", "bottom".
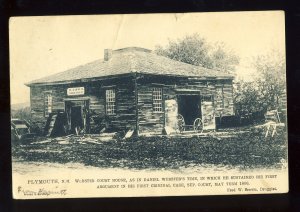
[
  {"left": 152, "top": 87, "right": 163, "bottom": 113},
  {"left": 105, "top": 88, "right": 116, "bottom": 115}
]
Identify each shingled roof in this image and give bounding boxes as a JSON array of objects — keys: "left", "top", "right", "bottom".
[{"left": 26, "top": 47, "right": 233, "bottom": 86}]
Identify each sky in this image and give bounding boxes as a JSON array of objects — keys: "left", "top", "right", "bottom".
[{"left": 9, "top": 11, "right": 285, "bottom": 105}]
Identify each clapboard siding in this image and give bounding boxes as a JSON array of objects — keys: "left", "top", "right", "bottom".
[
  {"left": 137, "top": 83, "right": 164, "bottom": 135},
  {"left": 136, "top": 74, "right": 234, "bottom": 135},
  {"left": 30, "top": 73, "right": 233, "bottom": 135},
  {"left": 30, "top": 75, "right": 137, "bottom": 133}
]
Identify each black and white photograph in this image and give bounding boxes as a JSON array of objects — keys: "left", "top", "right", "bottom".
[{"left": 9, "top": 11, "right": 288, "bottom": 199}]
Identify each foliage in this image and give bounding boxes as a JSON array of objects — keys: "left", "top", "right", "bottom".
[
  {"left": 155, "top": 34, "right": 239, "bottom": 72},
  {"left": 234, "top": 81, "right": 265, "bottom": 114},
  {"left": 234, "top": 51, "right": 286, "bottom": 115},
  {"left": 254, "top": 51, "right": 286, "bottom": 110},
  {"left": 210, "top": 42, "right": 240, "bottom": 72}
]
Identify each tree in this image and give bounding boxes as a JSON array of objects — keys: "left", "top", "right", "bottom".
[
  {"left": 233, "top": 51, "right": 286, "bottom": 115},
  {"left": 233, "top": 80, "right": 265, "bottom": 114},
  {"left": 155, "top": 34, "right": 239, "bottom": 72},
  {"left": 253, "top": 51, "right": 286, "bottom": 110},
  {"left": 210, "top": 42, "right": 240, "bottom": 72}
]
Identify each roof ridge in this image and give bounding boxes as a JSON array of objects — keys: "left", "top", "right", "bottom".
[
  {"left": 26, "top": 47, "right": 233, "bottom": 86},
  {"left": 113, "top": 47, "right": 151, "bottom": 53}
]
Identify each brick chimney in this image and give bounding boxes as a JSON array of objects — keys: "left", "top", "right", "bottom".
[{"left": 104, "top": 49, "right": 113, "bottom": 61}]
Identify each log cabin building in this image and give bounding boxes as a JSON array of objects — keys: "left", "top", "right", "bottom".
[{"left": 26, "top": 47, "right": 234, "bottom": 136}]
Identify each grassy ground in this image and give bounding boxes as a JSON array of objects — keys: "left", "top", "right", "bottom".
[{"left": 11, "top": 126, "right": 287, "bottom": 171}]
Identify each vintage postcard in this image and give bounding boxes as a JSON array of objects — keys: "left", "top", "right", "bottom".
[{"left": 10, "top": 11, "right": 288, "bottom": 199}]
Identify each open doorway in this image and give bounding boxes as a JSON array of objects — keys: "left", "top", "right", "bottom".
[
  {"left": 71, "top": 106, "right": 83, "bottom": 133},
  {"left": 65, "top": 100, "right": 89, "bottom": 134},
  {"left": 177, "top": 95, "right": 201, "bottom": 125}
]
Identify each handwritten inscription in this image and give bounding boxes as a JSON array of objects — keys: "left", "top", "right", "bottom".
[{"left": 18, "top": 186, "right": 67, "bottom": 196}]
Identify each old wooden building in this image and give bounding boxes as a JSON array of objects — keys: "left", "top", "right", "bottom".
[{"left": 26, "top": 47, "right": 234, "bottom": 136}]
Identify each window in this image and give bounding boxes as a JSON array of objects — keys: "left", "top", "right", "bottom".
[
  {"left": 106, "top": 89, "right": 116, "bottom": 115},
  {"left": 44, "top": 92, "right": 52, "bottom": 117},
  {"left": 153, "top": 87, "right": 163, "bottom": 112}
]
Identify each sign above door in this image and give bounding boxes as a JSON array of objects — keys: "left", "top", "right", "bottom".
[{"left": 67, "top": 87, "right": 85, "bottom": 96}]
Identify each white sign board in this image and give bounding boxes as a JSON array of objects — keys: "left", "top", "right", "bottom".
[{"left": 67, "top": 87, "right": 85, "bottom": 96}]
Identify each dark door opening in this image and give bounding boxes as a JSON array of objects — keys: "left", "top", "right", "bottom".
[
  {"left": 177, "top": 95, "right": 201, "bottom": 125},
  {"left": 71, "top": 106, "right": 83, "bottom": 133},
  {"left": 65, "top": 100, "right": 89, "bottom": 134}
]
